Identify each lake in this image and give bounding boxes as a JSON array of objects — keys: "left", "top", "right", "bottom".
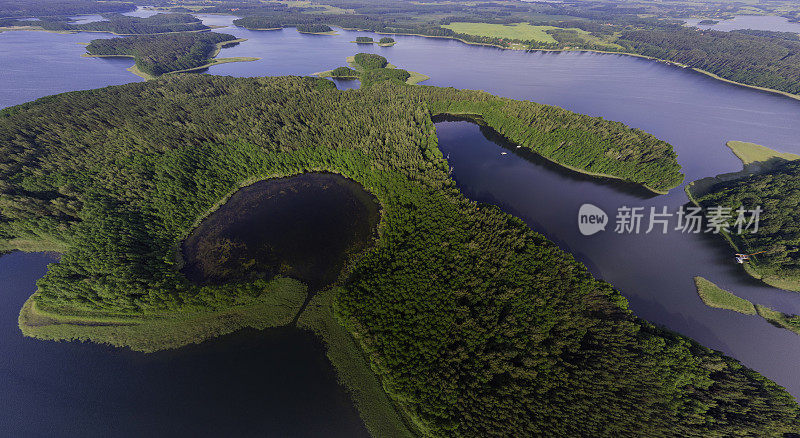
[
  {"left": 3, "top": 11, "right": 800, "bottom": 435},
  {"left": 683, "top": 15, "right": 800, "bottom": 32},
  {"left": 182, "top": 173, "right": 379, "bottom": 291}
]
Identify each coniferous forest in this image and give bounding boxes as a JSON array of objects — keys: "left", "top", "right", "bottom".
[
  {"left": 37, "top": 13, "right": 210, "bottom": 35},
  {"left": 85, "top": 32, "right": 239, "bottom": 76},
  {"left": 697, "top": 160, "right": 800, "bottom": 284},
  {"left": 619, "top": 27, "right": 800, "bottom": 95},
  {"left": 1, "top": 73, "right": 797, "bottom": 436}
]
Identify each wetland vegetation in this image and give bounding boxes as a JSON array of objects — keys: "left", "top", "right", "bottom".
[{"left": 694, "top": 276, "right": 800, "bottom": 337}]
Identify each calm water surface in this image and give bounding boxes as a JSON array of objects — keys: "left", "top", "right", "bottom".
[
  {"left": 683, "top": 15, "right": 800, "bottom": 32},
  {"left": 3, "top": 11, "right": 800, "bottom": 435}
]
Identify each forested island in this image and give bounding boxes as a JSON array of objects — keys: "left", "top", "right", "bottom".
[
  {"left": 0, "top": 0, "right": 133, "bottom": 17},
  {"left": 316, "top": 53, "right": 430, "bottom": 86},
  {"left": 84, "top": 32, "right": 258, "bottom": 79},
  {"left": 296, "top": 23, "right": 334, "bottom": 34},
  {"left": 3, "top": 71, "right": 798, "bottom": 436},
  {"left": 689, "top": 142, "right": 800, "bottom": 291},
  {"left": 352, "top": 36, "right": 395, "bottom": 46},
  {"left": 1, "top": 13, "right": 212, "bottom": 35}
]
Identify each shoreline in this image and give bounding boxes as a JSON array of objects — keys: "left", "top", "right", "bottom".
[
  {"left": 0, "top": 25, "right": 218, "bottom": 36},
  {"left": 333, "top": 27, "right": 800, "bottom": 103},
  {"left": 436, "top": 112, "right": 673, "bottom": 195},
  {"left": 685, "top": 141, "right": 800, "bottom": 291},
  {"left": 14, "top": 168, "right": 403, "bottom": 433},
  {"left": 297, "top": 30, "right": 338, "bottom": 35},
  {"left": 18, "top": 278, "right": 309, "bottom": 352},
  {"left": 313, "top": 54, "right": 430, "bottom": 85},
  {"left": 83, "top": 38, "right": 258, "bottom": 80},
  {"left": 350, "top": 40, "right": 396, "bottom": 47}
]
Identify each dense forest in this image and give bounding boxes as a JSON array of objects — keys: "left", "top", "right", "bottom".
[
  {"left": 619, "top": 27, "right": 800, "bottom": 95},
  {"left": 85, "top": 32, "right": 238, "bottom": 76},
  {"left": 732, "top": 28, "right": 800, "bottom": 41},
  {"left": 37, "top": 13, "right": 209, "bottom": 35},
  {"left": 330, "top": 66, "right": 358, "bottom": 77},
  {"left": 1, "top": 74, "right": 796, "bottom": 436},
  {"left": 0, "top": 0, "right": 133, "bottom": 18},
  {"left": 295, "top": 23, "right": 332, "bottom": 33},
  {"left": 697, "top": 161, "right": 800, "bottom": 283},
  {"left": 353, "top": 52, "right": 388, "bottom": 69}
]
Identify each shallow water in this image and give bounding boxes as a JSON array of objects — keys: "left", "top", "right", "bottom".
[{"left": 0, "top": 251, "right": 368, "bottom": 437}]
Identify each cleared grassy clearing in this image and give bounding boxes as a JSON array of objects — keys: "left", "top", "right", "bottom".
[
  {"left": 693, "top": 276, "right": 756, "bottom": 314},
  {"left": 694, "top": 277, "right": 800, "bottom": 336},
  {"left": 442, "top": 22, "right": 560, "bottom": 43},
  {"left": 727, "top": 140, "right": 800, "bottom": 166}
]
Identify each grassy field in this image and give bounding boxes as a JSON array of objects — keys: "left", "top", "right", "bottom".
[
  {"left": 442, "top": 22, "right": 561, "bottom": 43},
  {"left": 727, "top": 140, "right": 800, "bottom": 166},
  {"left": 686, "top": 141, "right": 800, "bottom": 199},
  {"left": 19, "top": 277, "right": 307, "bottom": 352},
  {"left": 756, "top": 305, "right": 800, "bottom": 335},
  {"left": 693, "top": 276, "right": 757, "bottom": 314},
  {"left": 694, "top": 277, "right": 800, "bottom": 336}
]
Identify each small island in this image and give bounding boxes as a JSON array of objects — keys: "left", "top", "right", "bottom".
[
  {"left": 687, "top": 141, "right": 800, "bottom": 290},
  {"left": 698, "top": 19, "right": 720, "bottom": 25},
  {"left": 315, "top": 52, "right": 429, "bottom": 85},
  {"left": 231, "top": 16, "right": 283, "bottom": 31},
  {"left": 83, "top": 32, "right": 259, "bottom": 80},
  {"left": 296, "top": 23, "right": 336, "bottom": 35},
  {"left": 351, "top": 36, "right": 396, "bottom": 46},
  {"left": 694, "top": 276, "right": 800, "bottom": 335}
]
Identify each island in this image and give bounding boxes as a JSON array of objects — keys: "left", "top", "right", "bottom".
[
  {"left": 687, "top": 141, "right": 800, "bottom": 290},
  {"left": 296, "top": 23, "right": 335, "bottom": 35},
  {"left": 2, "top": 68, "right": 798, "bottom": 435},
  {"left": 83, "top": 32, "right": 260, "bottom": 80},
  {"left": 698, "top": 19, "right": 720, "bottom": 25},
  {"left": 1, "top": 13, "right": 214, "bottom": 35},
  {"left": 314, "top": 53, "right": 430, "bottom": 85},
  {"left": 351, "top": 36, "right": 396, "bottom": 46},
  {"left": 694, "top": 276, "right": 800, "bottom": 335}
]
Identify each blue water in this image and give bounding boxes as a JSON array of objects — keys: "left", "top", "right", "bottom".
[{"left": 683, "top": 15, "right": 800, "bottom": 32}]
